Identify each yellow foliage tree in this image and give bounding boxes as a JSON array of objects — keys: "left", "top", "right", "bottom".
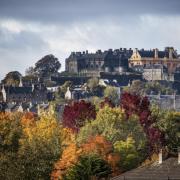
[{"left": 19, "top": 110, "right": 62, "bottom": 179}]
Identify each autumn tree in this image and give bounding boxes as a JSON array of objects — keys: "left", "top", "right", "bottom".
[
  {"left": 52, "top": 135, "right": 120, "bottom": 179},
  {"left": 81, "top": 136, "right": 121, "bottom": 176},
  {"left": 100, "top": 97, "right": 115, "bottom": 108},
  {"left": 0, "top": 112, "right": 22, "bottom": 153},
  {"left": 51, "top": 143, "right": 81, "bottom": 179},
  {"left": 62, "top": 100, "right": 96, "bottom": 132},
  {"left": 77, "top": 106, "right": 147, "bottom": 148},
  {"left": 0, "top": 112, "right": 23, "bottom": 179},
  {"left": 18, "top": 111, "right": 62, "bottom": 179},
  {"left": 120, "top": 92, "right": 164, "bottom": 151}
]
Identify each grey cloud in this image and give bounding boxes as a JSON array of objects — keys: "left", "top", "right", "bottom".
[
  {"left": 0, "top": 28, "right": 48, "bottom": 51},
  {"left": 0, "top": 0, "right": 180, "bottom": 23},
  {"left": 0, "top": 27, "right": 50, "bottom": 79}
]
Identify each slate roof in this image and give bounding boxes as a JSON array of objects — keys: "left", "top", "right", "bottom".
[
  {"left": 4, "top": 86, "right": 33, "bottom": 94},
  {"left": 138, "top": 49, "right": 178, "bottom": 59},
  {"left": 68, "top": 51, "right": 108, "bottom": 61},
  {"left": 111, "top": 158, "right": 180, "bottom": 180},
  {"left": 67, "top": 49, "right": 133, "bottom": 62}
]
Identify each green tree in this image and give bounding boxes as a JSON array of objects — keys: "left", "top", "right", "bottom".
[
  {"left": 124, "top": 80, "right": 174, "bottom": 95},
  {"left": 54, "top": 81, "right": 74, "bottom": 100},
  {"left": 124, "top": 80, "right": 145, "bottom": 95},
  {"left": 151, "top": 106, "right": 180, "bottom": 153},
  {"left": 64, "top": 154, "right": 111, "bottom": 180},
  {"left": 77, "top": 106, "right": 147, "bottom": 151},
  {"left": 2, "top": 71, "right": 22, "bottom": 86},
  {"left": 104, "top": 86, "right": 119, "bottom": 105},
  {"left": 114, "top": 137, "right": 141, "bottom": 171},
  {"left": 34, "top": 54, "right": 61, "bottom": 77},
  {"left": 87, "top": 78, "right": 104, "bottom": 96},
  {"left": 25, "top": 66, "right": 35, "bottom": 76}
]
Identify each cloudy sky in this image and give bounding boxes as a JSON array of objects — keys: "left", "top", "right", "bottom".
[{"left": 0, "top": 0, "right": 180, "bottom": 79}]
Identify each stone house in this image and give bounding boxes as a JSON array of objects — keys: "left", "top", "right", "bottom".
[{"left": 129, "top": 47, "right": 180, "bottom": 74}]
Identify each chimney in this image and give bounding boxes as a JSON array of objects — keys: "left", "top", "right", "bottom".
[
  {"left": 158, "top": 149, "right": 163, "bottom": 164},
  {"left": 134, "top": 48, "right": 138, "bottom": 53},
  {"left": 155, "top": 48, "right": 158, "bottom": 59},
  {"left": 169, "top": 47, "right": 173, "bottom": 59}
]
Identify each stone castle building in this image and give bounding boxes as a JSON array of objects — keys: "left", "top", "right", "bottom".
[
  {"left": 129, "top": 47, "right": 180, "bottom": 74},
  {"left": 65, "top": 48, "right": 133, "bottom": 76}
]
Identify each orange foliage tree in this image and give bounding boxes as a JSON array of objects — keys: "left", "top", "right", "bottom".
[
  {"left": 21, "top": 112, "right": 36, "bottom": 127},
  {"left": 51, "top": 135, "right": 121, "bottom": 179}
]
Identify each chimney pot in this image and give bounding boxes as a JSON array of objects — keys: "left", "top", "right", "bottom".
[
  {"left": 169, "top": 47, "right": 173, "bottom": 59},
  {"left": 155, "top": 48, "right": 158, "bottom": 59}
]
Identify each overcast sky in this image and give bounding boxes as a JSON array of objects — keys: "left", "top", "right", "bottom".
[{"left": 0, "top": 0, "right": 180, "bottom": 79}]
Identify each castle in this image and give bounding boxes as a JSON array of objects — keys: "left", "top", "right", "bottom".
[
  {"left": 65, "top": 47, "right": 180, "bottom": 77},
  {"left": 65, "top": 48, "right": 133, "bottom": 76}
]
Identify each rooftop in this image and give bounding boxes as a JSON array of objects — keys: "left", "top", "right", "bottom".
[{"left": 112, "top": 158, "right": 180, "bottom": 180}]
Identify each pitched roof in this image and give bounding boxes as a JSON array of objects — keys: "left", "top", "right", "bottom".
[
  {"left": 138, "top": 49, "right": 178, "bottom": 59},
  {"left": 67, "top": 49, "right": 133, "bottom": 62},
  {"left": 4, "top": 86, "right": 33, "bottom": 94},
  {"left": 112, "top": 158, "right": 180, "bottom": 180}
]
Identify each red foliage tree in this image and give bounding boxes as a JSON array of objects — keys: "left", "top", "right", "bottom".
[
  {"left": 120, "top": 92, "right": 164, "bottom": 151},
  {"left": 100, "top": 97, "right": 115, "bottom": 108},
  {"left": 62, "top": 100, "right": 96, "bottom": 132}
]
